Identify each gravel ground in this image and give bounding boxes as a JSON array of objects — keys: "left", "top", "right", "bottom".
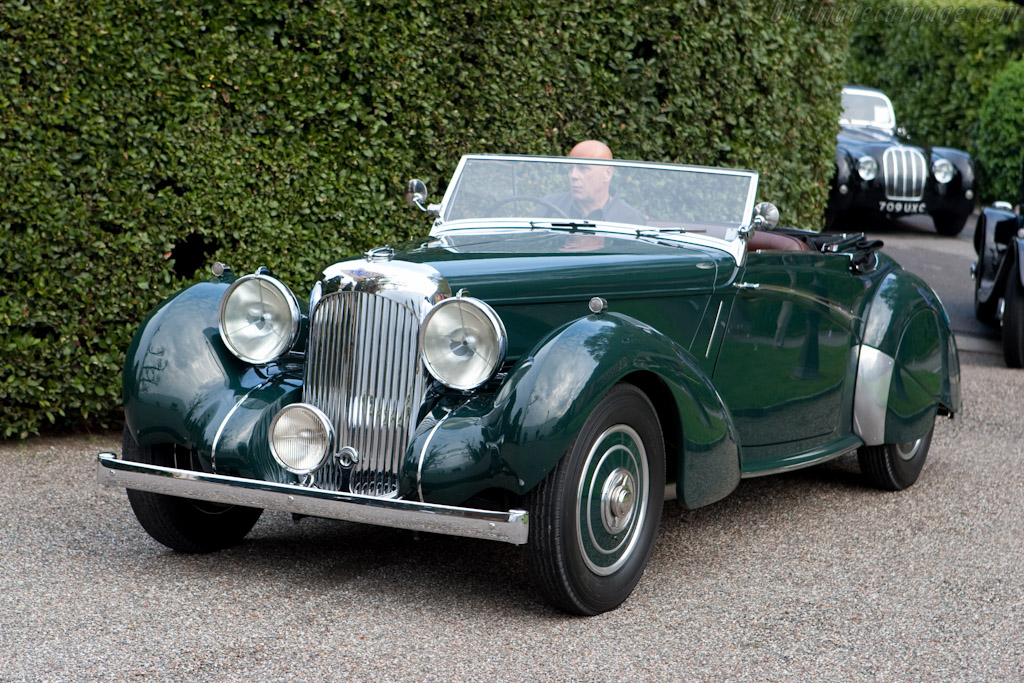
[{"left": 1, "top": 350, "right": 1022, "bottom": 682}]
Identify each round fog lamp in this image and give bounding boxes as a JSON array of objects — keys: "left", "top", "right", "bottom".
[
  {"left": 269, "top": 403, "right": 334, "bottom": 475},
  {"left": 932, "top": 158, "right": 954, "bottom": 184},
  {"left": 856, "top": 156, "right": 878, "bottom": 182},
  {"left": 421, "top": 297, "right": 507, "bottom": 391}
]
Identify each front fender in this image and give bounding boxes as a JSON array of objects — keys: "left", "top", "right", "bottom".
[
  {"left": 932, "top": 147, "right": 974, "bottom": 191},
  {"left": 856, "top": 269, "right": 960, "bottom": 445},
  {"left": 122, "top": 279, "right": 303, "bottom": 480},
  {"left": 413, "top": 312, "right": 741, "bottom": 509}
]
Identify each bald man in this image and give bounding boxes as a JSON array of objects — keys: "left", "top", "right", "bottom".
[{"left": 542, "top": 140, "right": 645, "bottom": 224}]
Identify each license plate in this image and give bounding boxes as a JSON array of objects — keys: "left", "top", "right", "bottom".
[{"left": 879, "top": 201, "right": 927, "bottom": 215}]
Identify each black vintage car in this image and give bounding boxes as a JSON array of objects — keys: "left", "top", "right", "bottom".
[
  {"left": 973, "top": 157, "right": 1024, "bottom": 366},
  {"left": 827, "top": 86, "right": 975, "bottom": 236}
]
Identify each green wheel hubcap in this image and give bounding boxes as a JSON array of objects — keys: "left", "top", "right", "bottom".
[{"left": 576, "top": 425, "right": 649, "bottom": 576}]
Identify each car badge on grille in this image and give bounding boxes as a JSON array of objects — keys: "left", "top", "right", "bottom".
[{"left": 336, "top": 446, "right": 359, "bottom": 468}]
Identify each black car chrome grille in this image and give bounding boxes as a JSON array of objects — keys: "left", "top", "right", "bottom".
[
  {"left": 883, "top": 147, "right": 927, "bottom": 201},
  {"left": 304, "top": 291, "right": 424, "bottom": 497}
]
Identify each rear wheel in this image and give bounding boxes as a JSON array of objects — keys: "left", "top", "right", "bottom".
[
  {"left": 857, "top": 422, "right": 934, "bottom": 491},
  {"left": 526, "top": 384, "right": 664, "bottom": 615},
  {"left": 1003, "top": 274, "right": 1024, "bottom": 368},
  {"left": 122, "top": 426, "right": 262, "bottom": 553},
  {"left": 932, "top": 211, "right": 968, "bottom": 237}
]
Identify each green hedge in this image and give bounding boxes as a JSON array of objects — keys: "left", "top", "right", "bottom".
[
  {"left": 973, "top": 59, "right": 1024, "bottom": 203},
  {"left": 0, "top": 0, "right": 852, "bottom": 438},
  {"left": 848, "top": 0, "right": 1024, "bottom": 152}
]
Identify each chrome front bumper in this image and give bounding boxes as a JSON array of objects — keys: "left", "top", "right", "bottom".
[{"left": 97, "top": 453, "right": 529, "bottom": 545}]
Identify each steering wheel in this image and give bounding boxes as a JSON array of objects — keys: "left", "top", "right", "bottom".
[{"left": 487, "top": 195, "right": 569, "bottom": 219}]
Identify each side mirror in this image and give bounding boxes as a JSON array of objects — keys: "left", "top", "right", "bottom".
[
  {"left": 405, "top": 179, "right": 429, "bottom": 211},
  {"left": 751, "top": 202, "right": 779, "bottom": 230}
]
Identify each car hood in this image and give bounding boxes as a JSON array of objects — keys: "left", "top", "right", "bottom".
[
  {"left": 395, "top": 229, "right": 735, "bottom": 304},
  {"left": 838, "top": 125, "right": 926, "bottom": 155}
]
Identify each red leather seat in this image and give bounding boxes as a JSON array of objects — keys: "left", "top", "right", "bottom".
[{"left": 746, "top": 231, "right": 813, "bottom": 252}]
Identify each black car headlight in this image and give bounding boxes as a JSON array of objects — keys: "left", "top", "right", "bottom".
[
  {"left": 420, "top": 297, "right": 507, "bottom": 391},
  {"left": 856, "top": 156, "right": 878, "bottom": 182},
  {"left": 219, "top": 274, "right": 300, "bottom": 364},
  {"left": 932, "top": 158, "right": 954, "bottom": 184}
]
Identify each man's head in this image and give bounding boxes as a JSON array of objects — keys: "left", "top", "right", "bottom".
[
  {"left": 569, "top": 140, "right": 613, "bottom": 160},
  {"left": 567, "top": 140, "right": 614, "bottom": 215}
]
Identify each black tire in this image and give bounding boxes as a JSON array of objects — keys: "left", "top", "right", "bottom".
[
  {"left": 525, "top": 384, "right": 665, "bottom": 615},
  {"left": 122, "top": 426, "right": 262, "bottom": 553},
  {"left": 932, "top": 211, "right": 969, "bottom": 237},
  {"left": 1002, "top": 274, "right": 1024, "bottom": 368},
  {"left": 857, "top": 422, "right": 934, "bottom": 491}
]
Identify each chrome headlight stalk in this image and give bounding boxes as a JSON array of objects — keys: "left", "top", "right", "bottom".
[
  {"left": 219, "top": 272, "right": 301, "bottom": 365},
  {"left": 420, "top": 295, "right": 507, "bottom": 391}
]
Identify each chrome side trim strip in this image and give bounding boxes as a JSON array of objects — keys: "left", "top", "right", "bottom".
[
  {"left": 706, "top": 300, "right": 724, "bottom": 358},
  {"left": 97, "top": 454, "right": 529, "bottom": 545},
  {"left": 853, "top": 345, "right": 895, "bottom": 446},
  {"left": 742, "top": 283, "right": 859, "bottom": 325}
]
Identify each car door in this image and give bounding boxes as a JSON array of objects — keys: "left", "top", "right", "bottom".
[{"left": 712, "top": 248, "right": 864, "bottom": 453}]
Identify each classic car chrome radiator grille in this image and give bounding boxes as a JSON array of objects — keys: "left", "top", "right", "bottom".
[
  {"left": 883, "top": 147, "right": 927, "bottom": 201},
  {"left": 304, "top": 291, "right": 425, "bottom": 497}
]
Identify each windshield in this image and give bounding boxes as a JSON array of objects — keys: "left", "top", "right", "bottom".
[
  {"left": 840, "top": 89, "right": 896, "bottom": 131},
  {"left": 437, "top": 156, "right": 758, "bottom": 240}
]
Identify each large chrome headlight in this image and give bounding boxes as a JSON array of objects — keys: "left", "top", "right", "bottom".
[
  {"left": 420, "top": 297, "right": 507, "bottom": 391},
  {"left": 856, "top": 155, "right": 878, "bottom": 182},
  {"left": 932, "top": 158, "right": 954, "bottom": 184},
  {"left": 219, "top": 274, "right": 300, "bottom": 364}
]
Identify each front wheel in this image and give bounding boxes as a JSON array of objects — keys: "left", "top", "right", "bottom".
[
  {"left": 857, "top": 422, "right": 934, "bottom": 491},
  {"left": 932, "top": 211, "right": 969, "bottom": 237},
  {"left": 122, "top": 427, "right": 262, "bottom": 553},
  {"left": 1002, "top": 274, "right": 1024, "bottom": 368},
  {"left": 526, "top": 384, "right": 665, "bottom": 615}
]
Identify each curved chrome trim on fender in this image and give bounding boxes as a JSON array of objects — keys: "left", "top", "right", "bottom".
[
  {"left": 417, "top": 409, "right": 453, "bottom": 502},
  {"left": 853, "top": 345, "right": 895, "bottom": 446},
  {"left": 211, "top": 376, "right": 278, "bottom": 471},
  {"left": 97, "top": 453, "right": 528, "bottom": 545},
  {"left": 706, "top": 300, "right": 724, "bottom": 358}
]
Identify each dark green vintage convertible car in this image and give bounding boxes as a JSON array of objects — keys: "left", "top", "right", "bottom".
[{"left": 99, "top": 155, "right": 960, "bottom": 615}]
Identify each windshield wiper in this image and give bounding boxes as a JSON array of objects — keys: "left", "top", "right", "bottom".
[
  {"left": 635, "top": 227, "right": 704, "bottom": 236},
  {"left": 529, "top": 220, "right": 597, "bottom": 231}
]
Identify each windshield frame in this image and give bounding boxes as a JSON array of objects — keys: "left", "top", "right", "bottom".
[
  {"left": 840, "top": 86, "right": 897, "bottom": 134},
  {"left": 430, "top": 154, "right": 759, "bottom": 263}
]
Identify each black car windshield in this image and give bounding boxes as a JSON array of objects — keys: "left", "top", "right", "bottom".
[
  {"left": 438, "top": 155, "right": 758, "bottom": 240},
  {"left": 840, "top": 89, "right": 896, "bottom": 131}
]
